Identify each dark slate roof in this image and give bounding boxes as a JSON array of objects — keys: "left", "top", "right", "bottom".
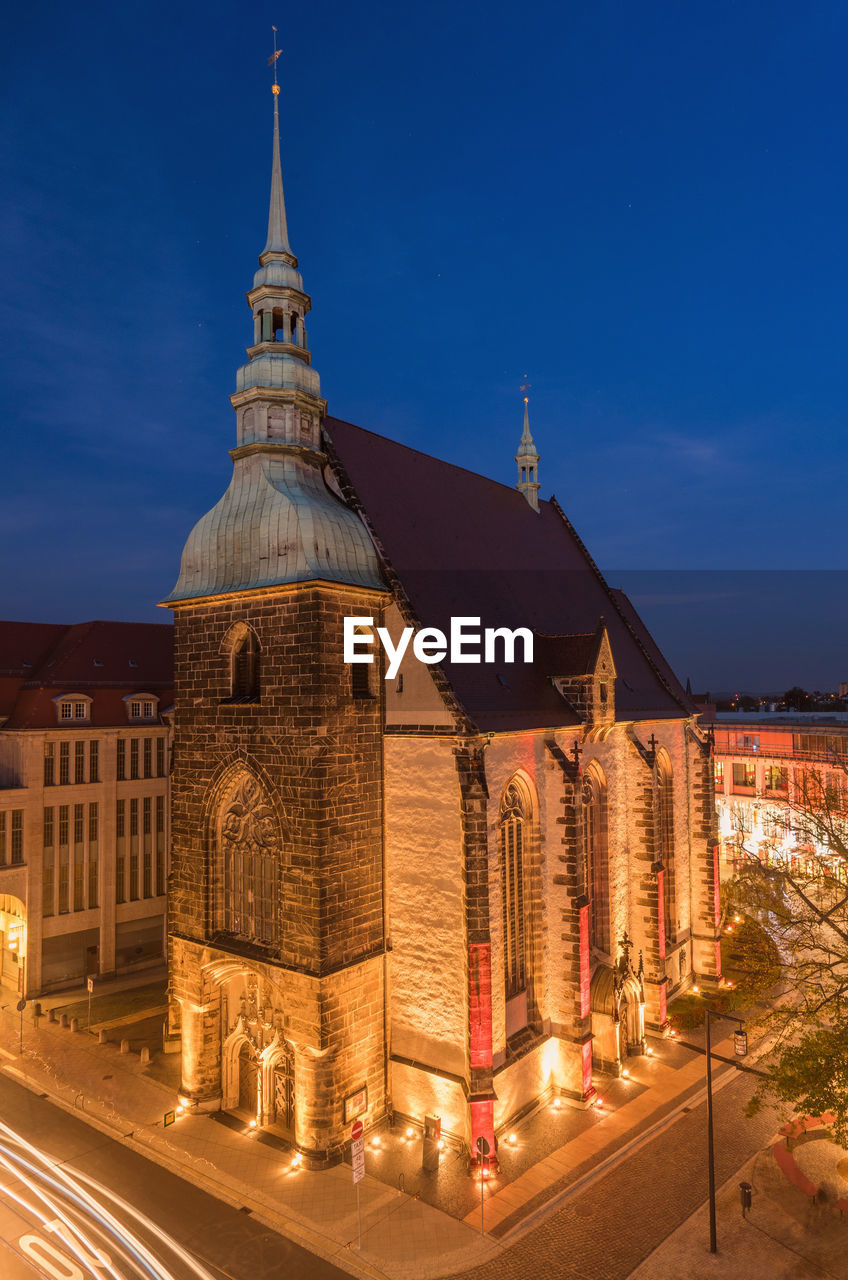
[
  {"left": 0, "top": 620, "right": 173, "bottom": 729},
  {"left": 324, "top": 417, "right": 692, "bottom": 731}
]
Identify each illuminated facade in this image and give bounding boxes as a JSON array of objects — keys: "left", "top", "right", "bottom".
[
  {"left": 713, "top": 715, "right": 848, "bottom": 876},
  {"left": 0, "top": 621, "right": 173, "bottom": 995},
  {"left": 163, "top": 87, "right": 721, "bottom": 1167}
]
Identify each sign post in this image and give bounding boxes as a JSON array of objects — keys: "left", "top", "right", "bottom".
[
  {"left": 476, "top": 1136, "right": 490, "bottom": 1235},
  {"left": 87, "top": 976, "right": 94, "bottom": 1031},
  {"left": 351, "top": 1119, "right": 364, "bottom": 1249}
]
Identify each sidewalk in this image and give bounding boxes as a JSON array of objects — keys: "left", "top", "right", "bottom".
[
  {"left": 0, "top": 999, "right": 499, "bottom": 1280},
  {"left": 0, "top": 993, "right": 746, "bottom": 1280},
  {"left": 630, "top": 1142, "right": 848, "bottom": 1280}
]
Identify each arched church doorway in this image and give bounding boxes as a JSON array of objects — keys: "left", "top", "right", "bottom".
[
  {"left": 618, "top": 995, "right": 631, "bottom": 1057},
  {"left": 237, "top": 1041, "right": 258, "bottom": 1115},
  {"left": 272, "top": 1049, "right": 294, "bottom": 1131},
  {"left": 0, "top": 896, "right": 27, "bottom": 995}
]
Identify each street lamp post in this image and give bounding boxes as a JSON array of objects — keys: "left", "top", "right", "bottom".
[{"left": 705, "top": 1008, "right": 745, "bottom": 1254}]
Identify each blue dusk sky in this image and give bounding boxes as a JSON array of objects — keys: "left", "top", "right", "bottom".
[{"left": 2, "top": 1, "right": 846, "bottom": 691}]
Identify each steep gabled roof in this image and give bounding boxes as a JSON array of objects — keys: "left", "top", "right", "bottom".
[
  {"left": 324, "top": 416, "right": 692, "bottom": 731},
  {"left": 0, "top": 620, "right": 173, "bottom": 729}
]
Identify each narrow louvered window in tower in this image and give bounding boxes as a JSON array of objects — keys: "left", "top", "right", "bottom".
[{"left": 231, "top": 629, "right": 260, "bottom": 701}]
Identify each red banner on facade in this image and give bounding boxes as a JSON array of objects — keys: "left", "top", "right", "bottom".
[
  {"left": 657, "top": 869, "right": 666, "bottom": 958},
  {"left": 579, "top": 904, "right": 590, "bottom": 1019},
  {"left": 581, "top": 1039, "right": 593, "bottom": 1096},
  {"left": 468, "top": 942, "right": 493, "bottom": 1069}
]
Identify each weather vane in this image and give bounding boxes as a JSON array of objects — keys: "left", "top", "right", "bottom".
[
  {"left": 520, "top": 375, "right": 531, "bottom": 405},
  {"left": 268, "top": 25, "right": 282, "bottom": 94}
]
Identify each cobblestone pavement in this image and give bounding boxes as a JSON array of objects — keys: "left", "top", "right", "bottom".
[{"left": 450, "top": 1073, "right": 780, "bottom": 1280}]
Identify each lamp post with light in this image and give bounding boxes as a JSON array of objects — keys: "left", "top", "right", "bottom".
[{"left": 705, "top": 1008, "right": 747, "bottom": 1253}]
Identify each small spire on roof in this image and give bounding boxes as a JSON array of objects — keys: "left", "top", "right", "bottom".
[
  {"left": 515, "top": 379, "right": 540, "bottom": 511},
  {"left": 262, "top": 28, "right": 292, "bottom": 259}
]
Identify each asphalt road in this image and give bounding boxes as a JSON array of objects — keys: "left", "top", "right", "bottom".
[{"left": 0, "top": 1075, "right": 349, "bottom": 1280}]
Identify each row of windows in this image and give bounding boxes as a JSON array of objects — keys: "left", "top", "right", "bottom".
[
  {"left": 43, "top": 803, "right": 99, "bottom": 915},
  {"left": 117, "top": 737, "right": 167, "bottom": 781},
  {"left": 722, "top": 760, "right": 791, "bottom": 791},
  {"left": 0, "top": 811, "right": 24, "bottom": 867},
  {"left": 116, "top": 796, "right": 167, "bottom": 903},
  {"left": 45, "top": 740, "right": 100, "bottom": 786},
  {"left": 793, "top": 733, "right": 848, "bottom": 758},
  {"left": 41, "top": 798, "right": 166, "bottom": 914},
  {"left": 44, "top": 737, "right": 167, "bottom": 785}
]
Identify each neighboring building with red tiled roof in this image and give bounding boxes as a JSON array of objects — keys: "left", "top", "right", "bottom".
[{"left": 0, "top": 620, "right": 173, "bottom": 995}]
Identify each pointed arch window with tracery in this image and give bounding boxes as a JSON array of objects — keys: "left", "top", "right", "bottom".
[
  {"left": 500, "top": 781, "right": 527, "bottom": 1000},
  {"left": 583, "top": 769, "right": 610, "bottom": 953},
  {"left": 656, "top": 753, "right": 676, "bottom": 938},
  {"left": 215, "top": 772, "right": 280, "bottom": 947}
]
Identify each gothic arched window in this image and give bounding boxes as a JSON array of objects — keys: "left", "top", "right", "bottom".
[
  {"left": 216, "top": 772, "right": 280, "bottom": 947},
  {"left": 500, "top": 781, "right": 527, "bottom": 1000},
  {"left": 229, "top": 625, "right": 260, "bottom": 702},
  {"left": 656, "top": 753, "right": 676, "bottom": 937},
  {"left": 583, "top": 767, "right": 610, "bottom": 953}
]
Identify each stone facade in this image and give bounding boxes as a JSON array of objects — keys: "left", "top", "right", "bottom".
[{"left": 167, "top": 585, "right": 389, "bottom": 1163}]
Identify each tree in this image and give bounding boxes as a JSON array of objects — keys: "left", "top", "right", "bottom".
[
  {"left": 783, "top": 686, "right": 812, "bottom": 712},
  {"left": 727, "top": 755, "right": 848, "bottom": 1141}
]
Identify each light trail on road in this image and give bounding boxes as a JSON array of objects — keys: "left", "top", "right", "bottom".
[{"left": 0, "top": 1118, "right": 220, "bottom": 1280}]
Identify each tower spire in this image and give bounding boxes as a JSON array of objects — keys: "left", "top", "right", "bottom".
[
  {"left": 515, "top": 380, "right": 540, "bottom": 511},
  {"left": 263, "top": 30, "right": 292, "bottom": 260}
]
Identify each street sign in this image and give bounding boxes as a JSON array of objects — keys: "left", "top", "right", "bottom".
[
  {"left": 351, "top": 1118, "right": 365, "bottom": 1185},
  {"left": 16, "top": 998, "right": 26, "bottom": 1013},
  {"left": 476, "top": 1135, "right": 490, "bottom": 1156},
  {"left": 733, "top": 1029, "right": 748, "bottom": 1057},
  {"left": 164, "top": 1110, "right": 175, "bottom": 1127},
  {"left": 87, "top": 977, "right": 94, "bottom": 994}
]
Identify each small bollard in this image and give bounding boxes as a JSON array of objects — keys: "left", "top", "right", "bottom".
[
  {"left": 33, "top": 1002, "right": 42, "bottom": 1019},
  {"left": 70, "top": 1017, "right": 79, "bottom": 1032},
  {"left": 120, "top": 1038, "right": 130, "bottom": 1055},
  {"left": 60, "top": 1013, "right": 69, "bottom": 1029},
  {"left": 48, "top": 1008, "right": 57, "bottom": 1024},
  {"left": 140, "top": 1047, "right": 150, "bottom": 1065},
  {"left": 98, "top": 1029, "right": 107, "bottom": 1044},
  {"left": 739, "top": 1181, "right": 753, "bottom": 1218}
]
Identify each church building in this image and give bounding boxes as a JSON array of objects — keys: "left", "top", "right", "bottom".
[{"left": 163, "top": 81, "right": 721, "bottom": 1168}]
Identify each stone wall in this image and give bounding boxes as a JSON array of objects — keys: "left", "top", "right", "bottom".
[{"left": 168, "top": 581, "right": 390, "bottom": 1163}]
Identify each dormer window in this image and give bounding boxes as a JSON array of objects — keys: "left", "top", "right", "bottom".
[
  {"left": 124, "top": 694, "right": 159, "bottom": 722},
  {"left": 54, "top": 696, "right": 91, "bottom": 724}
]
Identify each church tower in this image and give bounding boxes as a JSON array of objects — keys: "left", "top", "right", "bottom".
[
  {"left": 162, "top": 77, "right": 390, "bottom": 1165},
  {"left": 515, "top": 393, "right": 540, "bottom": 510}
]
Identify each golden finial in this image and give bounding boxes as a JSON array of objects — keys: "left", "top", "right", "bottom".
[
  {"left": 268, "top": 25, "right": 282, "bottom": 93},
  {"left": 520, "top": 375, "right": 531, "bottom": 405}
]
